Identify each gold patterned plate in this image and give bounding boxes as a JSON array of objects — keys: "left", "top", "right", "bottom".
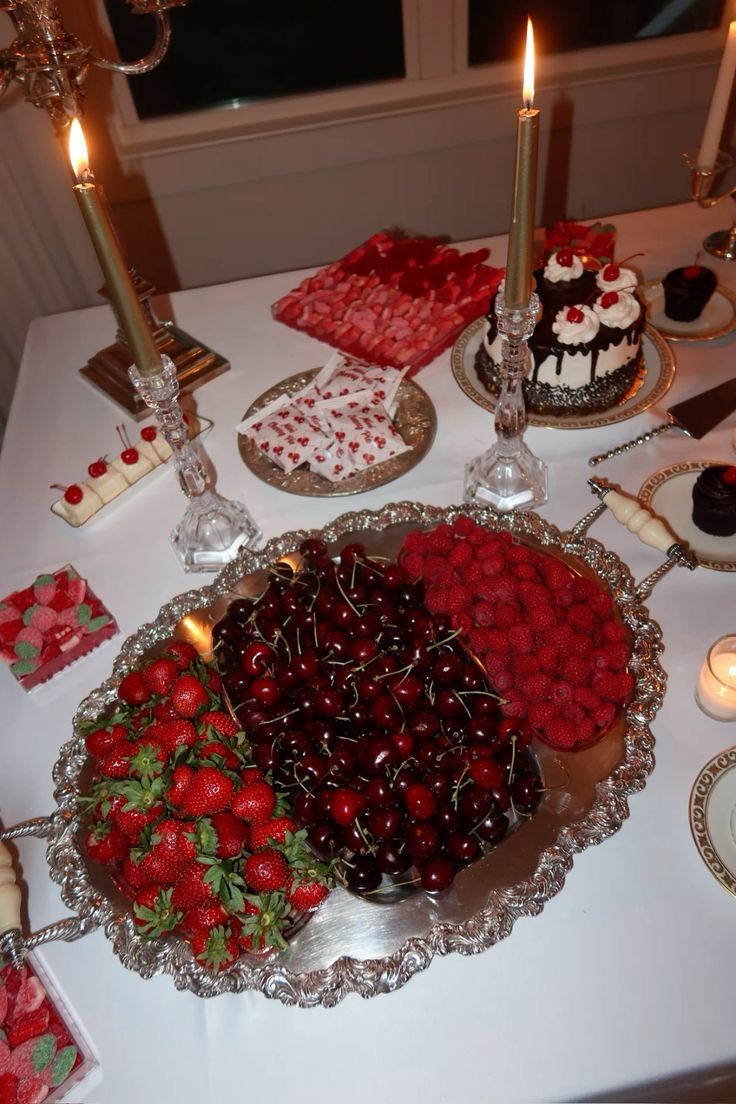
[
  {"left": 451, "top": 319, "right": 675, "bottom": 430},
  {"left": 638, "top": 460, "right": 736, "bottom": 572},
  {"left": 690, "top": 747, "right": 736, "bottom": 897},
  {"left": 642, "top": 279, "right": 736, "bottom": 343},
  {"left": 238, "top": 369, "right": 436, "bottom": 497}
]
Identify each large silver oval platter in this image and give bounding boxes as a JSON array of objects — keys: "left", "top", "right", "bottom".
[{"left": 49, "top": 502, "right": 665, "bottom": 1004}]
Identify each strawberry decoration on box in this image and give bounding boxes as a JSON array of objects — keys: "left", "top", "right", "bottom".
[
  {"left": 541, "top": 219, "right": 617, "bottom": 269},
  {"left": 0, "top": 567, "right": 117, "bottom": 691},
  {"left": 272, "top": 231, "right": 503, "bottom": 373}
]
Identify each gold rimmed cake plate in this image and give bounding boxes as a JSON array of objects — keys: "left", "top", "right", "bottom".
[
  {"left": 451, "top": 319, "right": 675, "bottom": 430},
  {"left": 642, "top": 279, "right": 736, "bottom": 343},
  {"left": 238, "top": 369, "right": 436, "bottom": 497},
  {"left": 690, "top": 747, "right": 736, "bottom": 897},
  {"left": 638, "top": 460, "right": 736, "bottom": 572}
]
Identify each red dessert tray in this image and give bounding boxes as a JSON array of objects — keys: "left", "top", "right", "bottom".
[{"left": 272, "top": 232, "right": 503, "bottom": 373}]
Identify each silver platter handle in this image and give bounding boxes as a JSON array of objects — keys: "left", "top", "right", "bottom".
[
  {"left": 0, "top": 819, "right": 96, "bottom": 967},
  {"left": 588, "top": 419, "right": 675, "bottom": 466}
]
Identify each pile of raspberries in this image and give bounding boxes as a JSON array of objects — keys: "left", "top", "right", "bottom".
[{"left": 399, "top": 516, "right": 633, "bottom": 750}]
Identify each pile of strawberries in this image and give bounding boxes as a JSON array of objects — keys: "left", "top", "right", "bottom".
[
  {"left": 272, "top": 231, "right": 502, "bottom": 372},
  {"left": 81, "top": 641, "right": 332, "bottom": 973},
  {"left": 400, "top": 517, "right": 633, "bottom": 750}
]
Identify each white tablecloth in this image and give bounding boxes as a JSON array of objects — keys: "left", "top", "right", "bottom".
[{"left": 1, "top": 201, "right": 736, "bottom": 1104}]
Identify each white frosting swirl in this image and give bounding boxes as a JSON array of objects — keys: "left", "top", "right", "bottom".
[
  {"left": 596, "top": 265, "right": 637, "bottom": 293},
  {"left": 544, "top": 252, "right": 584, "bottom": 282},
  {"left": 552, "top": 305, "right": 600, "bottom": 345},
  {"left": 593, "top": 290, "right": 640, "bottom": 329}
]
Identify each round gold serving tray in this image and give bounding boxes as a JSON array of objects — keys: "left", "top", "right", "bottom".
[
  {"left": 238, "top": 369, "right": 436, "bottom": 497},
  {"left": 638, "top": 460, "right": 736, "bottom": 572},
  {"left": 451, "top": 319, "right": 675, "bottom": 430},
  {"left": 689, "top": 746, "right": 736, "bottom": 897}
]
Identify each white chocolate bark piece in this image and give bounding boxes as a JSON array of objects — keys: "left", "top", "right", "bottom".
[
  {"left": 150, "top": 433, "right": 172, "bottom": 461},
  {"left": 112, "top": 452, "right": 154, "bottom": 485},
  {"left": 85, "top": 466, "right": 129, "bottom": 503},
  {"left": 137, "top": 440, "right": 162, "bottom": 468},
  {"left": 51, "top": 484, "right": 103, "bottom": 526}
]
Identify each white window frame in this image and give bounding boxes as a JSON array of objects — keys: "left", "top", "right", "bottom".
[{"left": 89, "top": 0, "right": 731, "bottom": 162}]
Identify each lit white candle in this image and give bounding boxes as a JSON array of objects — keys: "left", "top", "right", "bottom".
[
  {"left": 695, "top": 635, "right": 736, "bottom": 721},
  {"left": 697, "top": 20, "right": 736, "bottom": 170}
]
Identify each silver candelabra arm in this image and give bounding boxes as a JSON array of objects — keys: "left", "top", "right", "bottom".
[{"left": 92, "top": 13, "right": 172, "bottom": 76}]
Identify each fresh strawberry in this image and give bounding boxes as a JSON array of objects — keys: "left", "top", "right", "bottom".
[
  {"left": 118, "top": 670, "right": 150, "bottom": 705},
  {"left": 238, "top": 766, "right": 266, "bottom": 787},
  {"left": 286, "top": 877, "right": 330, "bottom": 912},
  {"left": 113, "top": 787, "right": 165, "bottom": 843},
  {"left": 170, "top": 672, "right": 210, "bottom": 718},
  {"left": 138, "top": 819, "right": 197, "bottom": 885},
  {"left": 153, "top": 700, "right": 180, "bottom": 723},
  {"left": 197, "top": 740, "right": 240, "bottom": 770},
  {"left": 210, "top": 811, "right": 250, "bottom": 858},
  {"left": 133, "top": 885, "right": 182, "bottom": 937},
  {"left": 243, "top": 848, "right": 288, "bottom": 893},
  {"left": 121, "top": 855, "right": 147, "bottom": 892},
  {"left": 99, "top": 746, "right": 131, "bottom": 779},
  {"left": 191, "top": 924, "right": 239, "bottom": 973},
  {"left": 166, "top": 764, "right": 195, "bottom": 807},
  {"left": 180, "top": 767, "right": 234, "bottom": 816},
  {"left": 177, "top": 900, "right": 229, "bottom": 938},
  {"left": 142, "top": 657, "right": 179, "bottom": 697},
  {"left": 128, "top": 738, "right": 168, "bottom": 781},
  {"left": 231, "top": 781, "right": 275, "bottom": 825},
  {"left": 199, "top": 710, "right": 239, "bottom": 738},
  {"left": 171, "top": 862, "right": 217, "bottom": 911},
  {"left": 85, "top": 820, "right": 128, "bottom": 865},
  {"left": 84, "top": 723, "right": 127, "bottom": 760},
  {"left": 249, "top": 816, "right": 297, "bottom": 851},
  {"left": 156, "top": 719, "right": 198, "bottom": 754},
  {"left": 165, "top": 639, "right": 198, "bottom": 670},
  {"left": 234, "top": 893, "right": 289, "bottom": 952}
]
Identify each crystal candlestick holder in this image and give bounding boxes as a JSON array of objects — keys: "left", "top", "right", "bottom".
[
  {"left": 685, "top": 148, "right": 736, "bottom": 261},
  {"left": 129, "top": 356, "right": 261, "bottom": 571},
  {"left": 464, "top": 286, "right": 548, "bottom": 512}
]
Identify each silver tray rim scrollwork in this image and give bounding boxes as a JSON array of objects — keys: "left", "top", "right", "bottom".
[{"left": 46, "top": 501, "right": 666, "bottom": 1005}]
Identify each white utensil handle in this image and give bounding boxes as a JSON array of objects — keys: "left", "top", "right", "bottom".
[
  {"left": 603, "top": 489, "right": 675, "bottom": 553},
  {"left": 0, "top": 840, "right": 21, "bottom": 936}
]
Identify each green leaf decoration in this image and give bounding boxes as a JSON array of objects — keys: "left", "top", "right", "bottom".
[
  {"left": 86, "top": 615, "right": 110, "bottom": 632},
  {"left": 32, "top": 1032, "right": 57, "bottom": 1072},
  {"left": 14, "top": 640, "right": 39, "bottom": 660},
  {"left": 76, "top": 604, "right": 92, "bottom": 627},
  {"left": 50, "top": 1045, "right": 78, "bottom": 1087},
  {"left": 22, "top": 605, "right": 39, "bottom": 626},
  {"left": 34, "top": 574, "right": 55, "bottom": 588},
  {"left": 11, "top": 659, "right": 38, "bottom": 677}
]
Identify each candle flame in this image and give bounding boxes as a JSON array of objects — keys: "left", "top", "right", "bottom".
[
  {"left": 68, "top": 118, "right": 90, "bottom": 182},
  {"left": 523, "top": 18, "right": 535, "bottom": 110}
]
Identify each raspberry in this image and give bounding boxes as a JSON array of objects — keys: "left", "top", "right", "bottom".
[
  {"left": 552, "top": 680, "right": 573, "bottom": 704},
  {"left": 562, "top": 701, "right": 587, "bottom": 724},
  {"left": 602, "top": 619, "right": 627, "bottom": 643},
  {"left": 617, "top": 670, "right": 634, "bottom": 700},
  {"left": 590, "top": 647, "right": 611, "bottom": 671},
  {"left": 478, "top": 574, "right": 518, "bottom": 603},
  {"left": 402, "top": 552, "right": 424, "bottom": 580},
  {"left": 590, "top": 590, "right": 613, "bottom": 616},
  {"left": 529, "top": 605, "right": 557, "bottom": 631},
  {"left": 554, "top": 587, "right": 575, "bottom": 609},
  {"left": 513, "top": 653, "right": 540, "bottom": 677},
  {"left": 508, "top": 623, "right": 533, "bottom": 653},
  {"left": 573, "top": 716, "right": 596, "bottom": 744},
  {"left": 563, "top": 656, "right": 591, "bottom": 686},
  {"left": 424, "top": 590, "right": 448, "bottom": 615},
  {"left": 422, "top": 555, "right": 453, "bottom": 584},
  {"left": 524, "top": 672, "right": 552, "bottom": 702},
  {"left": 528, "top": 701, "right": 558, "bottom": 728},
  {"left": 495, "top": 602, "right": 521, "bottom": 629},
  {"left": 570, "top": 633, "right": 594, "bottom": 658},
  {"left": 605, "top": 642, "right": 631, "bottom": 670},
  {"left": 483, "top": 651, "right": 509, "bottom": 677},
  {"left": 452, "top": 516, "right": 476, "bottom": 537},
  {"left": 506, "top": 544, "right": 532, "bottom": 564},
  {"left": 518, "top": 581, "right": 550, "bottom": 608},
  {"left": 572, "top": 577, "right": 598, "bottom": 602},
  {"left": 449, "top": 542, "right": 474, "bottom": 569},
  {"left": 446, "top": 584, "right": 473, "bottom": 614},
  {"left": 478, "top": 627, "right": 508, "bottom": 653},
  {"left": 473, "top": 600, "right": 496, "bottom": 627},
  {"left": 537, "top": 644, "right": 560, "bottom": 673},
  {"left": 592, "top": 700, "right": 617, "bottom": 729},
  {"left": 477, "top": 537, "right": 502, "bottom": 557},
  {"left": 426, "top": 525, "right": 454, "bottom": 553},
  {"left": 451, "top": 610, "right": 472, "bottom": 635},
  {"left": 548, "top": 624, "right": 575, "bottom": 651},
  {"left": 461, "top": 562, "right": 485, "bottom": 586},
  {"left": 567, "top": 604, "right": 596, "bottom": 634},
  {"left": 402, "top": 531, "right": 426, "bottom": 554},
  {"left": 481, "top": 553, "right": 507, "bottom": 577},
  {"left": 544, "top": 718, "right": 577, "bottom": 748},
  {"left": 573, "top": 685, "right": 600, "bottom": 710},
  {"left": 494, "top": 669, "right": 514, "bottom": 692},
  {"left": 591, "top": 669, "right": 625, "bottom": 702},
  {"left": 512, "top": 563, "right": 539, "bottom": 580},
  {"left": 500, "top": 688, "right": 527, "bottom": 718},
  {"left": 541, "top": 560, "right": 574, "bottom": 590}
]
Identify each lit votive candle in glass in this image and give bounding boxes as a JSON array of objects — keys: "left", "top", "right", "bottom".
[{"left": 695, "top": 635, "right": 736, "bottom": 721}]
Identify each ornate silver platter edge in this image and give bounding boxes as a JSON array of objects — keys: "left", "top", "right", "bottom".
[{"left": 47, "top": 501, "right": 665, "bottom": 1005}]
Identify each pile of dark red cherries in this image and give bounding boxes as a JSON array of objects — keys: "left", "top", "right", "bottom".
[{"left": 213, "top": 538, "right": 542, "bottom": 895}]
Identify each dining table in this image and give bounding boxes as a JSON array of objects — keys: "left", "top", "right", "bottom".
[{"left": 1, "top": 198, "right": 736, "bottom": 1104}]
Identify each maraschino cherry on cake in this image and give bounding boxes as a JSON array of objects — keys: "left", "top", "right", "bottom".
[
  {"left": 84, "top": 457, "right": 129, "bottom": 503},
  {"left": 111, "top": 426, "right": 153, "bottom": 485},
  {"left": 50, "top": 482, "right": 103, "bottom": 527}
]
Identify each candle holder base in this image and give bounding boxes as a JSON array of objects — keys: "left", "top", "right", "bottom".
[
  {"left": 703, "top": 226, "right": 736, "bottom": 261},
  {"left": 464, "top": 441, "right": 548, "bottom": 513},
  {"left": 171, "top": 490, "right": 261, "bottom": 573}
]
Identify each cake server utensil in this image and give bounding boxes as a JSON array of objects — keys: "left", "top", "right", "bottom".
[{"left": 589, "top": 376, "right": 736, "bottom": 465}]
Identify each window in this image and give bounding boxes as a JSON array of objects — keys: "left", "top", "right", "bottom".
[
  {"left": 104, "top": 0, "right": 405, "bottom": 121},
  {"left": 468, "top": 0, "right": 726, "bottom": 66}
]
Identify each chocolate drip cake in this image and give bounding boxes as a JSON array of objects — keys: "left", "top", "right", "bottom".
[
  {"left": 475, "top": 251, "right": 646, "bottom": 416},
  {"left": 692, "top": 465, "right": 736, "bottom": 537}
]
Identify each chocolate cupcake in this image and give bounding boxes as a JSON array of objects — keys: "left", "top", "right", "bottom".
[
  {"left": 692, "top": 465, "right": 736, "bottom": 536},
  {"left": 663, "top": 264, "right": 717, "bottom": 322}
]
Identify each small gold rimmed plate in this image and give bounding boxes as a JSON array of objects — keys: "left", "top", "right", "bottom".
[
  {"left": 451, "top": 320, "right": 675, "bottom": 430},
  {"left": 690, "top": 746, "right": 736, "bottom": 897},
  {"left": 638, "top": 460, "right": 736, "bottom": 572},
  {"left": 642, "top": 279, "right": 736, "bottom": 343}
]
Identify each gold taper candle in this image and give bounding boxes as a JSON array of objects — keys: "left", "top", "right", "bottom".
[
  {"left": 505, "top": 19, "right": 540, "bottom": 310},
  {"left": 68, "top": 119, "right": 161, "bottom": 378}
]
